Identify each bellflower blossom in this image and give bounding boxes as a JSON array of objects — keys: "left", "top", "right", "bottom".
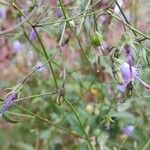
[
  {"left": 13, "top": 41, "right": 22, "bottom": 53},
  {"left": 0, "top": 92, "right": 18, "bottom": 117},
  {"left": 123, "top": 125, "right": 134, "bottom": 137},
  {"left": 0, "top": 7, "right": 6, "bottom": 20},
  {"left": 117, "top": 62, "right": 150, "bottom": 93},
  {"left": 56, "top": 8, "right": 62, "bottom": 18},
  {"left": 124, "top": 44, "right": 133, "bottom": 66},
  {"left": 29, "top": 29, "right": 37, "bottom": 41},
  {"left": 99, "top": 15, "right": 108, "bottom": 24},
  {"left": 36, "top": 62, "right": 47, "bottom": 73}
]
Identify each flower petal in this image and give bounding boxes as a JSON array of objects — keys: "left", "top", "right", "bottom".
[
  {"left": 136, "top": 76, "right": 150, "bottom": 89},
  {"left": 123, "top": 125, "right": 134, "bottom": 137},
  {"left": 120, "top": 62, "right": 138, "bottom": 82},
  {"left": 29, "top": 30, "right": 37, "bottom": 41},
  {"left": 117, "top": 83, "right": 127, "bottom": 93}
]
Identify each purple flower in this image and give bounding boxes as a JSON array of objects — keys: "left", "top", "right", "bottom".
[
  {"left": 18, "top": 0, "right": 24, "bottom": 8},
  {"left": 124, "top": 44, "right": 133, "bottom": 71},
  {"left": 0, "top": 92, "right": 18, "bottom": 117},
  {"left": 13, "top": 41, "right": 22, "bottom": 53},
  {"left": 117, "top": 62, "right": 150, "bottom": 93},
  {"left": 29, "top": 29, "right": 37, "bottom": 41},
  {"left": 36, "top": 62, "right": 46, "bottom": 72},
  {"left": 56, "top": 8, "right": 62, "bottom": 18},
  {"left": 0, "top": 7, "right": 6, "bottom": 20},
  {"left": 99, "top": 15, "right": 108, "bottom": 24},
  {"left": 123, "top": 125, "right": 134, "bottom": 137}
]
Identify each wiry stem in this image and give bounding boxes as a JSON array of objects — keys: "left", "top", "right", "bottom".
[{"left": 64, "top": 97, "right": 93, "bottom": 150}]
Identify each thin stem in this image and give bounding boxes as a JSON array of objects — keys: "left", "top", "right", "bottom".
[
  {"left": 58, "top": 0, "right": 90, "bottom": 64},
  {"left": 34, "top": 29, "right": 58, "bottom": 89},
  {"left": 113, "top": 0, "right": 137, "bottom": 36},
  {"left": 106, "top": 10, "right": 150, "bottom": 40},
  {"left": 9, "top": 2, "right": 58, "bottom": 89},
  {"left": 142, "top": 138, "right": 150, "bottom": 150},
  {"left": 0, "top": 7, "right": 37, "bottom": 36},
  {"left": 37, "top": 9, "right": 104, "bottom": 27},
  {"left": 118, "top": 138, "right": 127, "bottom": 150},
  {"left": 64, "top": 97, "right": 93, "bottom": 150},
  {"left": 77, "top": 0, "right": 91, "bottom": 34},
  {"left": 21, "top": 24, "right": 44, "bottom": 55},
  {"left": 22, "top": 49, "right": 58, "bottom": 85},
  {"left": 34, "top": 1, "right": 51, "bottom": 25},
  {"left": 17, "top": 106, "right": 84, "bottom": 139}
]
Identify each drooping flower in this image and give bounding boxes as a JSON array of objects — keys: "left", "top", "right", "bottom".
[
  {"left": 56, "top": 8, "right": 62, "bottom": 18},
  {"left": 29, "top": 29, "right": 37, "bottom": 41},
  {"left": 0, "top": 7, "right": 6, "bottom": 20},
  {"left": 0, "top": 92, "right": 18, "bottom": 117},
  {"left": 124, "top": 44, "right": 133, "bottom": 76},
  {"left": 123, "top": 125, "right": 134, "bottom": 137},
  {"left": 13, "top": 41, "right": 22, "bottom": 53},
  {"left": 117, "top": 62, "right": 150, "bottom": 93},
  {"left": 36, "top": 61, "right": 47, "bottom": 73},
  {"left": 124, "top": 44, "right": 133, "bottom": 64}
]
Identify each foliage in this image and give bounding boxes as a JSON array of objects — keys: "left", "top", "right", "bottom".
[{"left": 0, "top": 0, "right": 150, "bottom": 150}]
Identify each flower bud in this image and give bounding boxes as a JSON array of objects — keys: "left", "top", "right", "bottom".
[
  {"left": 0, "top": 7, "right": 6, "bottom": 20},
  {"left": 91, "top": 31, "right": 103, "bottom": 46},
  {"left": 56, "top": 8, "right": 62, "bottom": 18},
  {"left": 29, "top": 29, "right": 37, "bottom": 41},
  {"left": 114, "top": 48, "right": 120, "bottom": 58},
  {"left": 0, "top": 92, "right": 18, "bottom": 117},
  {"left": 123, "top": 125, "right": 134, "bottom": 137},
  {"left": 13, "top": 41, "right": 22, "bottom": 53},
  {"left": 56, "top": 95, "right": 64, "bottom": 106}
]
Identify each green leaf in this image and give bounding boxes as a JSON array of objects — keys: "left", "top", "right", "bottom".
[
  {"left": 0, "top": 98, "right": 4, "bottom": 102},
  {"left": 2, "top": 113, "right": 19, "bottom": 124}
]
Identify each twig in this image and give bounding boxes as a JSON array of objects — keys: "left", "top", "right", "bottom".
[
  {"left": 106, "top": 10, "right": 150, "bottom": 40},
  {"left": 58, "top": 0, "right": 91, "bottom": 64},
  {"left": 0, "top": 7, "right": 37, "bottom": 36}
]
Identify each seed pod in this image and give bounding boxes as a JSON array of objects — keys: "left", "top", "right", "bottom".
[
  {"left": 56, "top": 95, "right": 64, "bottom": 106},
  {"left": 56, "top": 87, "right": 65, "bottom": 105},
  {"left": 126, "top": 81, "right": 133, "bottom": 98},
  {"left": 114, "top": 48, "right": 120, "bottom": 58}
]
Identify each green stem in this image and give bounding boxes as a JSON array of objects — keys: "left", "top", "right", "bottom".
[
  {"left": 113, "top": 0, "right": 137, "bottom": 36},
  {"left": 64, "top": 97, "right": 93, "bottom": 150},
  {"left": 58, "top": 0, "right": 90, "bottom": 64},
  {"left": 22, "top": 26, "right": 44, "bottom": 55},
  {"left": 11, "top": 2, "right": 58, "bottom": 89},
  {"left": 34, "top": 29, "right": 58, "bottom": 89},
  {"left": 17, "top": 106, "right": 83, "bottom": 139},
  {"left": 36, "top": 9, "right": 104, "bottom": 27},
  {"left": 142, "top": 138, "right": 150, "bottom": 150},
  {"left": 107, "top": 10, "right": 150, "bottom": 40}
]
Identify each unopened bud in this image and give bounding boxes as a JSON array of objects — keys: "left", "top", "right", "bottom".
[{"left": 91, "top": 31, "right": 103, "bottom": 46}]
